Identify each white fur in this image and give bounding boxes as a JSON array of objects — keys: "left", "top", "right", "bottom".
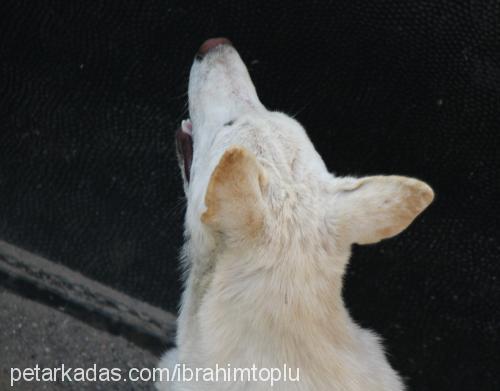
[{"left": 157, "top": 44, "right": 434, "bottom": 390}]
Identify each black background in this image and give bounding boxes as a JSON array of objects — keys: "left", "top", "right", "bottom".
[{"left": 0, "top": 0, "right": 499, "bottom": 390}]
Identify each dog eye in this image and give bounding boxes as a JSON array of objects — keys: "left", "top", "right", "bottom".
[{"left": 224, "top": 120, "right": 235, "bottom": 127}]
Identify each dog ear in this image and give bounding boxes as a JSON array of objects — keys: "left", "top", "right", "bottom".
[
  {"left": 201, "top": 146, "right": 268, "bottom": 239},
  {"left": 332, "top": 176, "right": 434, "bottom": 245}
]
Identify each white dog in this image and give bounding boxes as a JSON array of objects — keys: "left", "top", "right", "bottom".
[{"left": 157, "top": 38, "right": 434, "bottom": 391}]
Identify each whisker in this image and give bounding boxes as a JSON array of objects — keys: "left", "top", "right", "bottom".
[{"left": 290, "top": 101, "right": 311, "bottom": 119}]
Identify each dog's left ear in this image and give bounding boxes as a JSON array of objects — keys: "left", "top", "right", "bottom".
[
  {"left": 331, "top": 175, "right": 434, "bottom": 245},
  {"left": 201, "top": 146, "right": 268, "bottom": 239}
]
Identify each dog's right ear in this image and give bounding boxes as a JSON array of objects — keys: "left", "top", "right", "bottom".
[{"left": 201, "top": 146, "right": 268, "bottom": 239}]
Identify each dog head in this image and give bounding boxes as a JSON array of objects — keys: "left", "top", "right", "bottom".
[{"left": 176, "top": 38, "right": 434, "bottom": 260}]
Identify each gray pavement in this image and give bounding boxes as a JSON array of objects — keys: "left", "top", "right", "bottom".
[{"left": 0, "top": 288, "right": 159, "bottom": 390}]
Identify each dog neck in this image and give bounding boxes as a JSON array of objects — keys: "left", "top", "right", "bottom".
[{"left": 180, "top": 239, "right": 357, "bottom": 353}]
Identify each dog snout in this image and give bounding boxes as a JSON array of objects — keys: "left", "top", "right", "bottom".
[
  {"left": 189, "top": 37, "right": 262, "bottom": 127},
  {"left": 196, "top": 37, "right": 233, "bottom": 60}
]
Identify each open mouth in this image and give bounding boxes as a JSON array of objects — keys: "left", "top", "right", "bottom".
[{"left": 176, "top": 119, "right": 193, "bottom": 183}]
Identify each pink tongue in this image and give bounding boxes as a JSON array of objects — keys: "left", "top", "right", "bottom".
[{"left": 181, "top": 119, "right": 192, "bottom": 135}]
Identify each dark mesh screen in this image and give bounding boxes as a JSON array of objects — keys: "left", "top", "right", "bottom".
[{"left": 0, "top": 1, "right": 498, "bottom": 389}]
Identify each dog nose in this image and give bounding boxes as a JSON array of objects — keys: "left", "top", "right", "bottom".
[{"left": 196, "top": 37, "right": 232, "bottom": 59}]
